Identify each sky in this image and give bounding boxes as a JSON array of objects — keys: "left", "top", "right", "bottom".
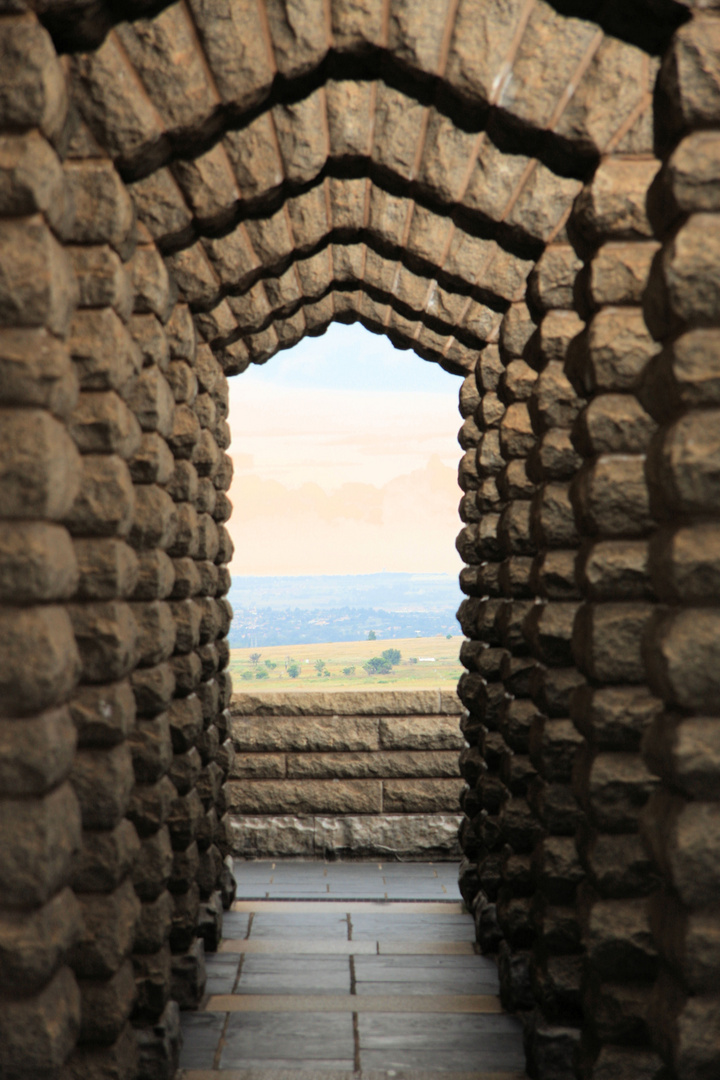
[{"left": 226, "top": 323, "right": 465, "bottom": 576}]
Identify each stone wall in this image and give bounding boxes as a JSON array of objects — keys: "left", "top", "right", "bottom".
[
  {"left": 227, "top": 690, "right": 464, "bottom": 859},
  {"left": 1, "top": 3, "right": 720, "bottom": 1080}
]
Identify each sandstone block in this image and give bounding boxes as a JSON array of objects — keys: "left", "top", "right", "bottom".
[
  {"left": 0, "top": 17, "right": 68, "bottom": 141},
  {"left": 74, "top": 538, "right": 138, "bottom": 602},
  {"left": 0, "top": 965, "right": 80, "bottom": 1080},
  {"left": 129, "top": 313, "right": 170, "bottom": 372},
  {"left": 585, "top": 241, "right": 658, "bottom": 309},
  {"left": 68, "top": 309, "right": 141, "bottom": 392},
  {"left": 650, "top": 522, "right": 720, "bottom": 604},
  {"left": 169, "top": 839, "right": 199, "bottom": 895},
  {"left": 133, "top": 943, "right": 172, "bottom": 1024},
  {"left": 68, "top": 601, "right": 138, "bottom": 683},
  {"left": 69, "top": 392, "right": 141, "bottom": 458},
  {"left": 130, "top": 663, "right": 174, "bottom": 721},
  {"left": 500, "top": 402, "right": 536, "bottom": 460},
  {"left": 0, "top": 407, "right": 80, "bottom": 520},
  {"left": 70, "top": 820, "right": 140, "bottom": 896},
  {"left": 0, "top": 215, "right": 77, "bottom": 335},
  {"left": 167, "top": 788, "right": 205, "bottom": 851},
  {"left": 528, "top": 245, "right": 583, "bottom": 313},
  {"left": 169, "top": 652, "right": 202, "bottom": 697},
  {"left": 167, "top": 503, "right": 200, "bottom": 559},
  {"left": 0, "top": 886, "right": 82, "bottom": 995},
  {"left": 572, "top": 683, "right": 661, "bottom": 754},
  {"left": 78, "top": 958, "right": 136, "bottom": 1046},
  {"left": 69, "top": 681, "right": 136, "bottom": 749},
  {"left": 131, "top": 601, "right": 176, "bottom": 668},
  {"left": 644, "top": 607, "right": 720, "bottom": 711},
  {"left": 132, "top": 550, "right": 175, "bottom": 602},
  {"left": 167, "top": 694, "right": 203, "bottom": 754},
  {"left": 573, "top": 601, "right": 653, "bottom": 684},
  {"left": 167, "top": 746, "right": 202, "bottom": 795},
  {"left": 644, "top": 789, "right": 720, "bottom": 911},
  {"left": 566, "top": 306, "right": 658, "bottom": 396},
  {"left": 0, "top": 705, "right": 76, "bottom": 797},
  {"left": 134, "top": 999, "right": 180, "bottom": 1080},
  {"left": 0, "top": 128, "right": 68, "bottom": 230},
  {"left": 573, "top": 394, "right": 656, "bottom": 457},
  {"left": 70, "top": 743, "right": 134, "bottom": 829},
  {"left": 61, "top": 160, "right": 135, "bottom": 259},
  {"left": 573, "top": 158, "right": 658, "bottom": 244},
  {"left": 225, "top": 778, "right": 382, "bottom": 815},
  {"left": 641, "top": 329, "right": 720, "bottom": 424},
  {"left": 0, "top": 326, "right": 77, "bottom": 417},
  {"left": 64, "top": 454, "right": 136, "bottom": 539},
  {"left": 577, "top": 539, "right": 651, "bottom": 601},
  {"left": 132, "top": 827, "right": 174, "bottom": 902},
  {"left": 128, "top": 713, "right": 173, "bottom": 785},
  {"left": 130, "top": 244, "right": 173, "bottom": 321},
  {"left": 574, "top": 748, "right": 658, "bottom": 833},
  {"left": 578, "top": 829, "right": 660, "bottom": 900},
  {"left": 70, "top": 877, "right": 140, "bottom": 980},
  {"left": 68, "top": 245, "right": 133, "bottom": 322},
  {"left": 526, "top": 428, "right": 582, "bottom": 483},
  {"left": 584, "top": 895, "right": 657, "bottom": 981},
  {"left": 134, "top": 890, "right": 174, "bottom": 955},
  {"left": 651, "top": 890, "right": 720, "bottom": 994},
  {"left": 123, "top": 367, "right": 175, "bottom": 437},
  {"left": 0, "top": 605, "right": 80, "bottom": 718},
  {"left": 170, "top": 938, "right": 206, "bottom": 1010},
  {"left": 571, "top": 456, "right": 652, "bottom": 538},
  {"left": 63, "top": 1020, "right": 139, "bottom": 1080},
  {"left": 127, "top": 775, "right": 177, "bottom": 839},
  {"left": 646, "top": 408, "right": 720, "bottom": 517}
]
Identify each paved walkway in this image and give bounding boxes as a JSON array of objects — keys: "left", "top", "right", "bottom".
[{"left": 178, "top": 861, "right": 526, "bottom": 1079}]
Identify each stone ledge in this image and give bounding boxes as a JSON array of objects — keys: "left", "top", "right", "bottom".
[
  {"left": 229, "top": 814, "right": 463, "bottom": 860},
  {"left": 230, "top": 689, "right": 463, "bottom": 716},
  {"left": 230, "top": 714, "right": 465, "bottom": 754}
]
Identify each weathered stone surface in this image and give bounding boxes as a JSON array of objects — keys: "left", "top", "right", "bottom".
[
  {"left": 0, "top": 887, "right": 82, "bottom": 995},
  {"left": 68, "top": 601, "right": 139, "bottom": 684},
  {"left": 69, "top": 309, "right": 141, "bottom": 393},
  {"left": 78, "top": 958, "right": 136, "bottom": 1045},
  {"left": 0, "top": 965, "right": 80, "bottom": 1080},
  {"left": 0, "top": 605, "right": 80, "bottom": 718},
  {"left": 170, "top": 938, "right": 206, "bottom": 1010},
  {"left": 69, "top": 743, "right": 135, "bottom": 829},
  {"left": 64, "top": 454, "right": 136, "bottom": 539},
  {"left": 230, "top": 813, "right": 462, "bottom": 859},
  {"left": 70, "top": 876, "right": 141, "bottom": 980},
  {"left": 0, "top": 705, "right": 76, "bottom": 796},
  {"left": 226, "top": 778, "right": 383, "bottom": 815},
  {"left": 70, "top": 819, "right": 140, "bottom": 895}
]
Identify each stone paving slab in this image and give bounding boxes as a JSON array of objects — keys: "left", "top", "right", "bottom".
[{"left": 181, "top": 862, "right": 527, "bottom": 1078}]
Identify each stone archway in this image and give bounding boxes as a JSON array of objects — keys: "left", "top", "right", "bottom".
[{"left": 1, "top": 3, "right": 719, "bottom": 1080}]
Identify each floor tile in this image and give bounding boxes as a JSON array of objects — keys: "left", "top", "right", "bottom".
[
  {"left": 219, "top": 1012, "right": 354, "bottom": 1067},
  {"left": 249, "top": 912, "right": 349, "bottom": 939},
  {"left": 179, "top": 1012, "right": 226, "bottom": 1069},
  {"left": 235, "top": 956, "right": 351, "bottom": 995},
  {"left": 357, "top": 1013, "right": 526, "bottom": 1072}
]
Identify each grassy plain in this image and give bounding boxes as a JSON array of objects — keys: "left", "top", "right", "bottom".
[{"left": 229, "top": 635, "right": 464, "bottom": 690}]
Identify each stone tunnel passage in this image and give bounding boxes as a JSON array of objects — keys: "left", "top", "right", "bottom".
[
  {"left": 2, "top": 3, "right": 720, "bottom": 1080},
  {"left": 179, "top": 859, "right": 527, "bottom": 1077}
]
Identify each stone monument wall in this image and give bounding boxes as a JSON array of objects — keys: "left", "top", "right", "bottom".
[
  {"left": 228, "top": 689, "right": 464, "bottom": 860},
  {"left": 0, "top": 3, "right": 718, "bottom": 1080}
]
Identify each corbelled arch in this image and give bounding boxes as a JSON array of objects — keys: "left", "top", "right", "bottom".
[{"left": 2, "top": 2, "right": 720, "bottom": 1080}]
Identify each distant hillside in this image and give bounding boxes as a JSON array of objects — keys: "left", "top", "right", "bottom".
[
  {"left": 227, "top": 573, "right": 462, "bottom": 648},
  {"left": 229, "top": 572, "right": 461, "bottom": 611}
]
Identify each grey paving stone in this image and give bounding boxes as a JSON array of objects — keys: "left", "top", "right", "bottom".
[
  {"left": 351, "top": 914, "right": 475, "bottom": 942},
  {"left": 236, "top": 956, "right": 351, "bottom": 994},
  {"left": 178, "top": 1011, "right": 226, "bottom": 1069},
  {"left": 250, "top": 912, "right": 349, "bottom": 939},
  {"left": 353, "top": 955, "right": 499, "bottom": 995},
  {"left": 223, "top": 912, "right": 251, "bottom": 937},
  {"left": 205, "top": 955, "right": 242, "bottom": 995},
  {"left": 219, "top": 1012, "right": 355, "bottom": 1067},
  {"left": 358, "top": 1013, "right": 525, "bottom": 1072}
]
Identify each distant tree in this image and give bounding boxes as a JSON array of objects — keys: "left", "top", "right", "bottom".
[
  {"left": 367, "top": 630, "right": 376, "bottom": 641},
  {"left": 265, "top": 660, "right": 277, "bottom": 669},
  {"left": 409, "top": 657, "right": 418, "bottom": 664},
  {"left": 446, "top": 634, "right": 452, "bottom": 639},
  {"left": 249, "top": 652, "right": 262, "bottom": 668},
  {"left": 323, "top": 669, "right": 331, "bottom": 677},
  {"left": 287, "top": 663, "right": 300, "bottom": 679},
  {"left": 381, "top": 648, "right": 401, "bottom": 666},
  {"left": 255, "top": 669, "right": 269, "bottom": 679},
  {"left": 343, "top": 666, "right": 355, "bottom": 676},
  {"left": 363, "top": 656, "right": 392, "bottom": 675},
  {"left": 241, "top": 670, "right": 254, "bottom": 680},
  {"left": 314, "top": 659, "right": 326, "bottom": 674}
]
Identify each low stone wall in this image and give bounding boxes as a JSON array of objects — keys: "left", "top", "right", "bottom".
[{"left": 227, "top": 689, "right": 465, "bottom": 859}]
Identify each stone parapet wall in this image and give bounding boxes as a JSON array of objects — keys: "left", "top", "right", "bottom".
[{"left": 228, "top": 690, "right": 464, "bottom": 859}]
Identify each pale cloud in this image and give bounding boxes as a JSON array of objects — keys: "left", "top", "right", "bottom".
[
  {"left": 225, "top": 324, "right": 465, "bottom": 576},
  {"left": 228, "top": 455, "right": 463, "bottom": 576}
]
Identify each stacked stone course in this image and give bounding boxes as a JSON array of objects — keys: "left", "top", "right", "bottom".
[{"left": 3, "top": 2, "right": 720, "bottom": 1080}]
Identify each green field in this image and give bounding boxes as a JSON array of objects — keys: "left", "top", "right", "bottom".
[{"left": 229, "top": 635, "right": 464, "bottom": 690}]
